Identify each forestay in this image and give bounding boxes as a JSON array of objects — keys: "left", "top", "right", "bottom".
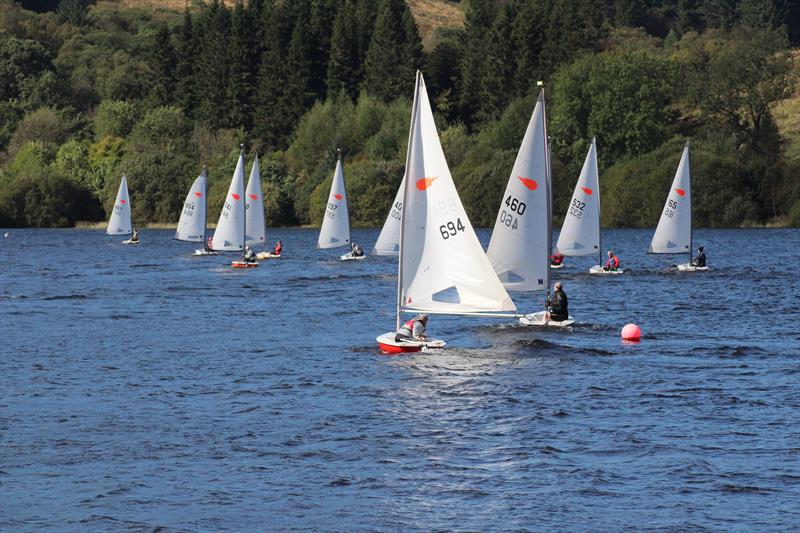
[
  {"left": 175, "top": 170, "right": 207, "bottom": 242},
  {"left": 245, "top": 155, "right": 266, "bottom": 247},
  {"left": 211, "top": 152, "right": 246, "bottom": 252},
  {"left": 318, "top": 157, "right": 351, "bottom": 249},
  {"left": 106, "top": 175, "right": 132, "bottom": 235},
  {"left": 556, "top": 138, "right": 600, "bottom": 257},
  {"left": 400, "top": 73, "right": 515, "bottom": 314},
  {"left": 372, "top": 175, "right": 404, "bottom": 255},
  {"left": 649, "top": 143, "right": 691, "bottom": 254},
  {"left": 486, "top": 91, "right": 550, "bottom": 292}
]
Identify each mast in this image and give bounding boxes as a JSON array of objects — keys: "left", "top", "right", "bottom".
[
  {"left": 541, "top": 87, "right": 552, "bottom": 302},
  {"left": 240, "top": 144, "right": 246, "bottom": 258},
  {"left": 396, "top": 71, "right": 421, "bottom": 331},
  {"left": 594, "top": 138, "right": 602, "bottom": 267},
  {"left": 202, "top": 165, "right": 208, "bottom": 247},
  {"left": 686, "top": 141, "right": 692, "bottom": 266},
  {"left": 338, "top": 147, "right": 347, "bottom": 246}
]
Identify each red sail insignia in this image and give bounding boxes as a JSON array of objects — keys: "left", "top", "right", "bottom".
[{"left": 518, "top": 177, "right": 538, "bottom": 190}]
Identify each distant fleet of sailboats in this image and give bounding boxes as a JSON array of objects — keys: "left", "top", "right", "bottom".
[{"left": 106, "top": 70, "right": 705, "bottom": 352}]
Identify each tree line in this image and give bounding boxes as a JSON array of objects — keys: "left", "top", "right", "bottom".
[{"left": 0, "top": 0, "right": 798, "bottom": 228}]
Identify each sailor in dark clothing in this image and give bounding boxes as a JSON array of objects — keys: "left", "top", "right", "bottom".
[
  {"left": 351, "top": 243, "right": 364, "bottom": 257},
  {"left": 691, "top": 246, "right": 706, "bottom": 267},
  {"left": 243, "top": 245, "right": 256, "bottom": 263},
  {"left": 547, "top": 281, "right": 569, "bottom": 322}
]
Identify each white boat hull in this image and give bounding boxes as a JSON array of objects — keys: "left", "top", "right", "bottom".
[
  {"left": 256, "top": 251, "right": 282, "bottom": 260},
  {"left": 677, "top": 263, "right": 708, "bottom": 272},
  {"left": 550, "top": 263, "right": 564, "bottom": 269},
  {"left": 122, "top": 239, "right": 140, "bottom": 245},
  {"left": 376, "top": 332, "right": 446, "bottom": 354},
  {"left": 519, "top": 311, "right": 575, "bottom": 327},
  {"left": 340, "top": 252, "right": 366, "bottom": 261},
  {"left": 193, "top": 249, "right": 218, "bottom": 256},
  {"left": 589, "top": 265, "right": 624, "bottom": 275}
]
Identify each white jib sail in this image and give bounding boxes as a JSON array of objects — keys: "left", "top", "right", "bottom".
[
  {"left": 556, "top": 138, "right": 600, "bottom": 257},
  {"left": 175, "top": 170, "right": 207, "bottom": 242},
  {"left": 649, "top": 143, "right": 691, "bottom": 254},
  {"left": 245, "top": 155, "right": 266, "bottom": 247},
  {"left": 486, "top": 91, "right": 550, "bottom": 292},
  {"left": 400, "top": 73, "right": 516, "bottom": 314},
  {"left": 106, "top": 175, "right": 132, "bottom": 235},
  {"left": 211, "top": 152, "right": 246, "bottom": 252},
  {"left": 373, "top": 174, "right": 405, "bottom": 255},
  {"left": 318, "top": 156, "right": 351, "bottom": 249}
]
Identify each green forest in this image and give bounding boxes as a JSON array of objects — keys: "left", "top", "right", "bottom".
[{"left": 1, "top": 0, "right": 798, "bottom": 228}]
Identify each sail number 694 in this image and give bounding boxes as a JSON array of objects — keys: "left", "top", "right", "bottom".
[{"left": 440, "top": 218, "right": 465, "bottom": 239}]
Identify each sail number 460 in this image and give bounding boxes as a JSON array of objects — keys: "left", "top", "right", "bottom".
[
  {"left": 500, "top": 195, "right": 526, "bottom": 230},
  {"left": 440, "top": 218, "right": 465, "bottom": 239}
]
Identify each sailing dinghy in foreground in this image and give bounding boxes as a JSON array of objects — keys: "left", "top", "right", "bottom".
[
  {"left": 555, "top": 139, "right": 623, "bottom": 275},
  {"left": 211, "top": 148, "right": 257, "bottom": 268},
  {"left": 376, "top": 72, "right": 517, "bottom": 354},
  {"left": 107, "top": 175, "right": 136, "bottom": 244},
  {"left": 485, "top": 90, "right": 573, "bottom": 327},
  {"left": 649, "top": 143, "right": 706, "bottom": 271}
]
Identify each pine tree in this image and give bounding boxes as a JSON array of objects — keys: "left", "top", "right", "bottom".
[
  {"left": 174, "top": 7, "right": 196, "bottom": 117},
  {"left": 511, "top": 0, "right": 546, "bottom": 97},
  {"left": 195, "top": 0, "right": 230, "bottom": 129},
  {"left": 362, "top": 0, "right": 421, "bottom": 101},
  {"left": 227, "top": 1, "right": 252, "bottom": 130},
  {"left": 308, "top": 0, "right": 337, "bottom": 100},
  {"left": 481, "top": 3, "right": 515, "bottom": 121},
  {"left": 146, "top": 24, "right": 176, "bottom": 108},
  {"left": 326, "top": 0, "right": 360, "bottom": 100},
  {"left": 459, "top": 0, "right": 496, "bottom": 127}
]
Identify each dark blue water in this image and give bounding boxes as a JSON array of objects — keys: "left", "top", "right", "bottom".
[{"left": 2, "top": 228, "right": 799, "bottom": 531}]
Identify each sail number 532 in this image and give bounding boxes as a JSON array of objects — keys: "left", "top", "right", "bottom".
[
  {"left": 440, "top": 218, "right": 465, "bottom": 239},
  {"left": 569, "top": 198, "right": 585, "bottom": 219}
]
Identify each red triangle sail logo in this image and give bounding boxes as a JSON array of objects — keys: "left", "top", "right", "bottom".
[{"left": 518, "top": 177, "right": 538, "bottom": 190}]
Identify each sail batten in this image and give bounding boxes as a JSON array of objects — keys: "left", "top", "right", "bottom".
[
  {"left": 399, "top": 73, "right": 515, "bottom": 314},
  {"left": 556, "top": 139, "right": 601, "bottom": 257},
  {"left": 211, "top": 152, "right": 246, "bottom": 251},
  {"left": 106, "top": 175, "right": 132, "bottom": 236},
  {"left": 649, "top": 143, "right": 691, "bottom": 254},
  {"left": 318, "top": 157, "right": 351, "bottom": 249},
  {"left": 175, "top": 170, "right": 207, "bottom": 242}
]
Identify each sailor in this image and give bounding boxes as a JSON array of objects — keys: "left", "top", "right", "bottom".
[
  {"left": 604, "top": 250, "right": 620, "bottom": 271},
  {"left": 351, "top": 242, "right": 364, "bottom": 257},
  {"left": 130, "top": 228, "right": 140, "bottom": 243},
  {"left": 691, "top": 246, "right": 706, "bottom": 267},
  {"left": 550, "top": 252, "right": 564, "bottom": 266},
  {"left": 243, "top": 245, "right": 256, "bottom": 263},
  {"left": 273, "top": 240, "right": 282, "bottom": 256},
  {"left": 396, "top": 314, "right": 428, "bottom": 341},
  {"left": 547, "top": 282, "right": 569, "bottom": 322}
]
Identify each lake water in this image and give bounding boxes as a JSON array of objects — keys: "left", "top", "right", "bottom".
[{"left": 1, "top": 228, "right": 798, "bottom": 531}]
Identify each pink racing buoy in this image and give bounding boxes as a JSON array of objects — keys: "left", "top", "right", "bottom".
[{"left": 621, "top": 323, "right": 641, "bottom": 342}]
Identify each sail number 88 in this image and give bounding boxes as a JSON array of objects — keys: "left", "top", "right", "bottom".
[{"left": 440, "top": 218, "right": 465, "bottom": 239}]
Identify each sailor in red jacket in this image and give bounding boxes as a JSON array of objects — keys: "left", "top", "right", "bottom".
[
  {"left": 604, "top": 250, "right": 620, "bottom": 271},
  {"left": 396, "top": 314, "right": 429, "bottom": 341}
]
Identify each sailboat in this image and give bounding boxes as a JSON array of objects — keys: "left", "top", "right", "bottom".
[
  {"left": 107, "top": 175, "right": 136, "bottom": 244},
  {"left": 555, "top": 139, "right": 621, "bottom": 274},
  {"left": 649, "top": 142, "right": 705, "bottom": 271},
  {"left": 318, "top": 150, "right": 361, "bottom": 261},
  {"left": 176, "top": 167, "right": 217, "bottom": 256},
  {"left": 211, "top": 147, "right": 257, "bottom": 268},
  {"left": 485, "top": 89, "right": 573, "bottom": 327},
  {"left": 376, "top": 71, "right": 517, "bottom": 354},
  {"left": 372, "top": 174, "right": 405, "bottom": 256},
  {"left": 241, "top": 154, "right": 272, "bottom": 261}
]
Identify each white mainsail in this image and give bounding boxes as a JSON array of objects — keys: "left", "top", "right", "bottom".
[
  {"left": 211, "top": 151, "right": 246, "bottom": 252},
  {"left": 175, "top": 169, "right": 207, "bottom": 242},
  {"left": 485, "top": 91, "right": 550, "bottom": 292},
  {"left": 399, "top": 72, "right": 515, "bottom": 315},
  {"left": 245, "top": 155, "right": 266, "bottom": 248},
  {"left": 556, "top": 138, "right": 601, "bottom": 259},
  {"left": 373, "top": 175, "right": 405, "bottom": 255},
  {"left": 106, "top": 175, "right": 132, "bottom": 235},
  {"left": 318, "top": 155, "right": 351, "bottom": 249},
  {"left": 649, "top": 143, "right": 691, "bottom": 255}
]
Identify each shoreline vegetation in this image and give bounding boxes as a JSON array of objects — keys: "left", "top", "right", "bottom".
[{"left": 1, "top": 0, "right": 798, "bottom": 230}]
